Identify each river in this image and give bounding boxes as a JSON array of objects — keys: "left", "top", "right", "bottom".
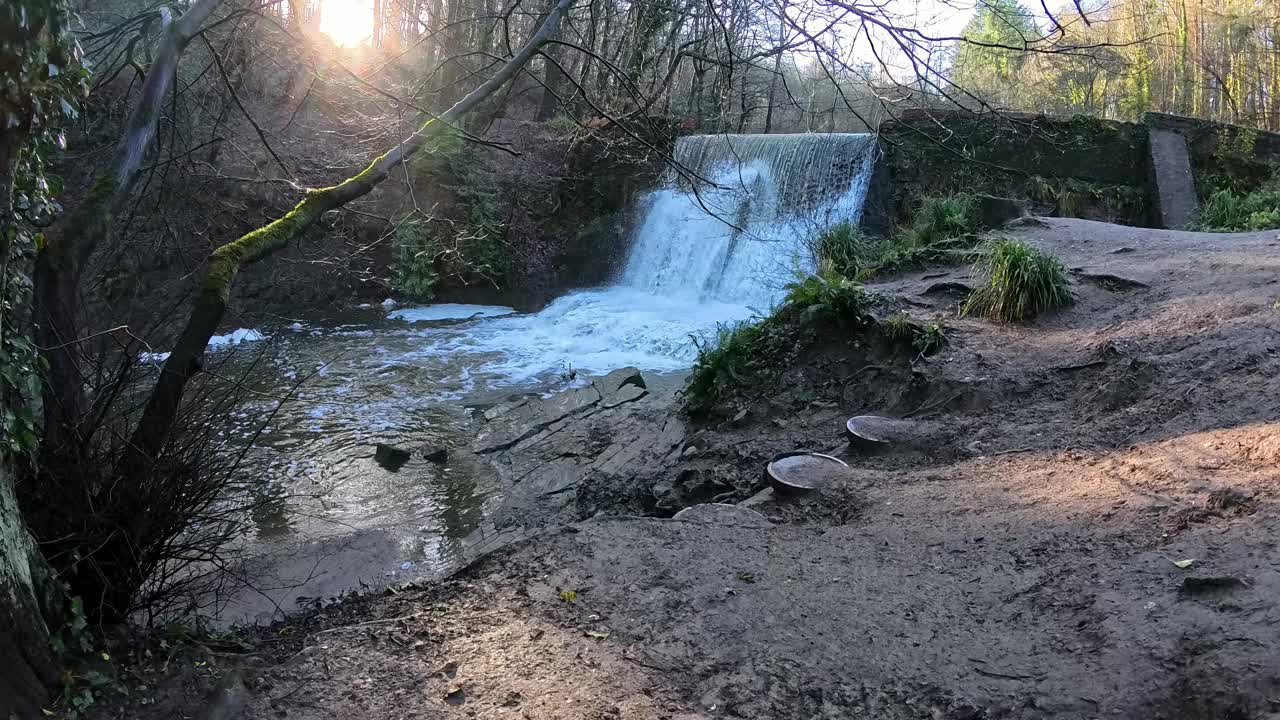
[{"left": 192, "top": 132, "right": 876, "bottom": 625}]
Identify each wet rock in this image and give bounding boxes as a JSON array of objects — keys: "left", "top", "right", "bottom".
[
  {"left": 475, "top": 369, "right": 654, "bottom": 454},
  {"left": 421, "top": 446, "right": 448, "bottom": 464},
  {"left": 374, "top": 443, "right": 411, "bottom": 471},
  {"left": 650, "top": 479, "right": 676, "bottom": 506},
  {"left": 921, "top": 281, "right": 973, "bottom": 299},
  {"left": 481, "top": 375, "right": 689, "bottom": 527}
]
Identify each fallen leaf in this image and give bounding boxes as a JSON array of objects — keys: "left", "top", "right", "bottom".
[
  {"left": 584, "top": 630, "right": 610, "bottom": 640},
  {"left": 1171, "top": 559, "right": 1195, "bottom": 569},
  {"left": 558, "top": 590, "right": 577, "bottom": 603}
]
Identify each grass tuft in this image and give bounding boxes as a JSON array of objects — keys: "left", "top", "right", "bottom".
[
  {"left": 882, "top": 311, "right": 913, "bottom": 342},
  {"left": 814, "top": 222, "right": 876, "bottom": 279},
  {"left": 900, "top": 194, "right": 979, "bottom": 247},
  {"left": 961, "top": 238, "right": 1072, "bottom": 323}
]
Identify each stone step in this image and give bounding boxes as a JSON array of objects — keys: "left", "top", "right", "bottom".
[{"left": 1149, "top": 128, "right": 1199, "bottom": 229}]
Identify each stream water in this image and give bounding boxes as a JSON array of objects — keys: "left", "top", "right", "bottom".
[{"left": 200, "top": 133, "right": 877, "bottom": 624}]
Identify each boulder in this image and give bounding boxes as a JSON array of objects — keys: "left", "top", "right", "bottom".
[{"left": 974, "top": 194, "right": 1028, "bottom": 229}]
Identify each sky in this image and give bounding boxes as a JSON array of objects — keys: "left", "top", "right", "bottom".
[
  {"left": 318, "top": 0, "right": 376, "bottom": 46},
  {"left": 313, "top": 0, "right": 979, "bottom": 48}
]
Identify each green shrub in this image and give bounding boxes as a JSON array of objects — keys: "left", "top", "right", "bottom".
[
  {"left": 872, "top": 194, "right": 980, "bottom": 277},
  {"left": 912, "top": 322, "right": 947, "bottom": 356},
  {"left": 962, "top": 238, "right": 1072, "bottom": 322},
  {"left": 1195, "top": 188, "right": 1280, "bottom": 231},
  {"left": 782, "top": 269, "right": 872, "bottom": 321},
  {"left": 810, "top": 194, "right": 979, "bottom": 282},
  {"left": 391, "top": 220, "right": 440, "bottom": 301},
  {"left": 685, "top": 320, "right": 771, "bottom": 417},
  {"left": 882, "top": 312, "right": 947, "bottom": 357},
  {"left": 546, "top": 114, "right": 581, "bottom": 132}
]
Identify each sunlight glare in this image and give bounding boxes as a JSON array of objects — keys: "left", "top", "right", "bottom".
[{"left": 318, "top": 0, "right": 375, "bottom": 47}]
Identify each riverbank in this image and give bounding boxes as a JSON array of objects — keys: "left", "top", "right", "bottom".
[{"left": 88, "top": 218, "right": 1280, "bottom": 719}]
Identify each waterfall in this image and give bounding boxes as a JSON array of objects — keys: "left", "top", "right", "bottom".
[
  {"left": 418, "top": 132, "right": 879, "bottom": 381},
  {"left": 620, "top": 133, "right": 877, "bottom": 308}
]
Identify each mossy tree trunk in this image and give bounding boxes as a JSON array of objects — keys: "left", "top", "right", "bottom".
[
  {"left": 128, "top": 0, "right": 574, "bottom": 463},
  {"left": 0, "top": 125, "right": 57, "bottom": 720},
  {"left": 0, "top": 463, "right": 57, "bottom": 718}
]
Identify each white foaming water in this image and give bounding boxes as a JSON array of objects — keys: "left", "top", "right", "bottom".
[
  {"left": 213, "top": 135, "right": 879, "bottom": 401},
  {"left": 393, "top": 133, "right": 877, "bottom": 383},
  {"left": 622, "top": 133, "right": 877, "bottom": 308}
]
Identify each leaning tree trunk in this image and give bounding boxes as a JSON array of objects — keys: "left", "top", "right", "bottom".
[{"left": 128, "top": 0, "right": 574, "bottom": 465}]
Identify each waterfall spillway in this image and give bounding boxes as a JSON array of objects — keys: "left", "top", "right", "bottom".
[
  {"left": 621, "top": 133, "right": 877, "bottom": 307},
  {"left": 411, "top": 133, "right": 878, "bottom": 382}
]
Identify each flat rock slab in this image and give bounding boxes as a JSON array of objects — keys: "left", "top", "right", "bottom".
[{"left": 474, "top": 367, "right": 649, "bottom": 454}]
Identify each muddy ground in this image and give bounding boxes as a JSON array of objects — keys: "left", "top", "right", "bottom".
[{"left": 88, "top": 218, "right": 1280, "bottom": 720}]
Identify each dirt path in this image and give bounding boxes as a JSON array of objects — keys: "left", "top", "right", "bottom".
[{"left": 93, "top": 219, "right": 1280, "bottom": 719}]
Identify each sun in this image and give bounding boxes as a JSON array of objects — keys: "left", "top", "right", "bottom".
[{"left": 318, "top": 0, "right": 375, "bottom": 47}]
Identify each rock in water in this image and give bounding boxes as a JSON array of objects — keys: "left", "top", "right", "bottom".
[
  {"left": 421, "top": 446, "right": 449, "bottom": 464},
  {"left": 374, "top": 443, "right": 411, "bottom": 471}
]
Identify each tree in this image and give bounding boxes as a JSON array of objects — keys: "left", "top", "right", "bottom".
[
  {"left": 1, "top": 0, "right": 88, "bottom": 713},
  {"left": 131, "top": 0, "right": 575, "bottom": 468},
  {"left": 951, "top": 0, "right": 1040, "bottom": 108}
]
